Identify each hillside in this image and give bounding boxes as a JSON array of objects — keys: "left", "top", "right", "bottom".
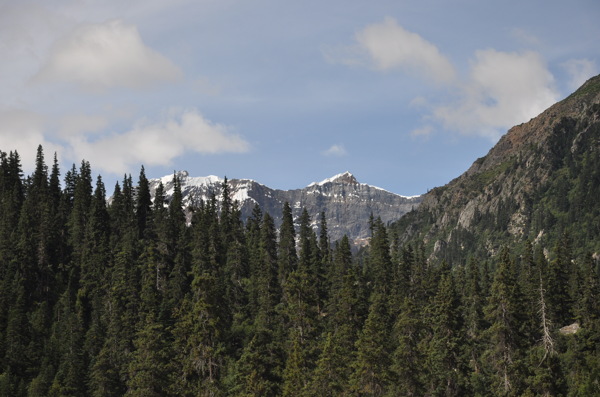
[
  {"left": 150, "top": 171, "right": 423, "bottom": 244},
  {"left": 392, "top": 75, "right": 600, "bottom": 263}
]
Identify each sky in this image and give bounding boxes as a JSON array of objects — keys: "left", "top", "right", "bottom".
[{"left": 1, "top": 0, "right": 599, "bottom": 196}]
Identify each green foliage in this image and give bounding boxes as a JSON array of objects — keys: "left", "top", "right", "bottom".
[{"left": 0, "top": 145, "right": 599, "bottom": 395}]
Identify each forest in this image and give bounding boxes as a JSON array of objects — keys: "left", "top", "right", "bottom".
[{"left": 0, "top": 145, "right": 599, "bottom": 396}]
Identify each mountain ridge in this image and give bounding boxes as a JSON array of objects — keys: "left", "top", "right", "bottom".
[
  {"left": 149, "top": 171, "right": 423, "bottom": 245},
  {"left": 392, "top": 74, "right": 600, "bottom": 263}
]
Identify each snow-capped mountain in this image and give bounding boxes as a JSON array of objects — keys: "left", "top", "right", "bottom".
[{"left": 149, "top": 171, "right": 423, "bottom": 244}]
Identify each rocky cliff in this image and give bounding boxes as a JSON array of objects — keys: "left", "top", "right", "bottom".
[
  {"left": 392, "top": 75, "right": 600, "bottom": 263},
  {"left": 150, "top": 171, "right": 423, "bottom": 245}
]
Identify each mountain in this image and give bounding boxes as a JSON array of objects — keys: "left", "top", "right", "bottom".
[
  {"left": 149, "top": 171, "right": 423, "bottom": 244},
  {"left": 392, "top": 75, "right": 600, "bottom": 263}
]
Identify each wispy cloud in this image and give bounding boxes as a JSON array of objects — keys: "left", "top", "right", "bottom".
[
  {"left": 411, "top": 125, "right": 434, "bottom": 138},
  {"left": 68, "top": 108, "right": 250, "bottom": 174},
  {"left": 34, "top": 19, "right": 182, "bottom": 92},
  {"left": 0, "top": 108, "right": 249, "bottom": 176},
  {"left": 562, "top": 58, "right": 598, "bottom": 91},
  {"left": 353, "top": 17, "right": 457, "bottom": 85},
  {"left": 509, "top": 27, "right": 541, "bottom": 47},
  {"left": 322, "top": 144, "right": 348, "bottom": 157},
  {"left": 333, "top": 18, "right": 561, "bottom": 140},
  {"left": 0, "top": 109, "right": 62, "bottom": 170},
  {"left": 433, "top": 49, "right": 558, "bottom": 139}
]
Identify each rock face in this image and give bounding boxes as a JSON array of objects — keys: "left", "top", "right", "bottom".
[
  {"left": 392, "top": 75, "right": 600, "bottom": 263},
  {"left": 149, "top": 171, "right": 423, "bottom": 244}
]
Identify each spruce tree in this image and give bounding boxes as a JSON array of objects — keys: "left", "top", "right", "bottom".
[
  {"left": 135, "top": 166, "right": 152, "bottom": 239},
  {"left": 348, "top": 292, "right": 393, "bottom": 396},
  {"left": 389, "top": 296, "right": 425, "bottom": 396},
  {"left": 546, "top": 233, "right": 574, "bottom": 327},
  {"left": 278, "top": 202, "right": 297, "bottom": 286},
  {"left": 483, "top": 247, "right": 526, "bottom": 395},
  {"left": 424, "top": 272, "right": 466, "bottom": 396}
]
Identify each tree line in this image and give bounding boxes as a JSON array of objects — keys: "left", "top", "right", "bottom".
[{"left": 0, "top": 146, "right": 598, "bottom": 396}]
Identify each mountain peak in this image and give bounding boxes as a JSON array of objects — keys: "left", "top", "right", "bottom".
[
  {"left": 149, "top": 171, "right": 422, "bottom": 243},
  {"left": 309, "top": 171, "right": 358, "bottom": 187}
]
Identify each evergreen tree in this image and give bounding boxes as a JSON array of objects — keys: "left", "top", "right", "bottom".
[
  {"left": 389, "top": 296, "right": 425, "bottom": 397},
  {"left": 461, "top": 257, "right": 488, "bottom": 393},
  {"left": 125, "top": 315, "right": 172, "bottom": 397},
  {"left": 523, "top": 271, "right": 564, "bottom": 396},
  {"left": 80, "top": 176, "right": 111, "bottom": 366},
  {"left": 68, "top": 160, "right": 93, "bottom": 266},
  {"left": 229, "top": 326, "right": 282, "bottom": 397},
  {"left": 546, "top": 233, "right": 574, "bottom": 327},
  {"left": 2, "top": 275, "right": 31, "bottom": 395},
  {"left": 135, "top": 166, "right": 152, "bottom": 239},
  {"left": 348, "top": 292, "right": 393, "bottom": 396},
  {"left": 48, "top": 284, "right": 87, "bottom": 397},
  {"left": 16, "top": 145, "right": 54, "bottom": 303},
  {"left": 366, "top": 218, "right": 392, "bottom": 293},
  {"left": 278, "top": 202, "right": 297, "bottom": 285},
  {"left": 229, "top": 212, "right": 285, "bottom": 396},
  {"left": 312, "top": 237, "right": 363, "bottom": 394},
  {"left": 424, "top": 272, "right": 466, "bottom": 396},
  {"left": 483, "top": 248, "right": 526, "bottom": 395}
]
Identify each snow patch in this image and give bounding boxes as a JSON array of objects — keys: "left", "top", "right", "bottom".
[{"left": 308, "top": 171, "right": 355, "bottom": 187}]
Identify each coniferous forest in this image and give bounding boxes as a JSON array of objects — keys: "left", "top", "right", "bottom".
[{"left": 1, "top": 145, "right": 599, "bottom": 396}]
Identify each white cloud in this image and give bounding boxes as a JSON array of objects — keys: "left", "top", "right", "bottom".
[
  {"left": 509, "top": 28, "right": 541, "bottom": 47},
  {"left": 411, "top": 125, "right": 434, "bottom": 138},
  {"left": 433, "top": 50, "right": 559, "bottom": 139},
  {"left": 0, "top": 109, "right": 62, "bottom": 172},
  {"left": 336, "top": 21, "right": 565, "bottom": 140},
  {"left": 562, "top": 58, "right": 598, "bottom": 91},
  {"left": 34, "top": 19, "right": 182, "bottom": 92},
  {"left": 354, "top": 17, "right": 456, "bottom": 84},
  {"left": 58, "top": 114, "right": 109, "bottom": 138},
  {"left": 68, "top": 108, "right": 250, "bottom": 174},
  {"left": 322, "top": 144, "right": 348, "bottom": 157}
]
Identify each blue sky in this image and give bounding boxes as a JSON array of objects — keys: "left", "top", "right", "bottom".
[{"left": 1, "top": 0, "right": 598, "bottom": 196}]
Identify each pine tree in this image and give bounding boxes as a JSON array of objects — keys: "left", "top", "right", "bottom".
[
  {"left": 318, "top": 211, "right": 331, "bottom": 279},
  {"left": 310, "top": 236, "right": 363, "bottom": 394},
  {"left": 171, "top": 277, "right": 224, "bottom": 396},
  {"left": 125, "top": 238, "right": 173, "bottom": 396},
  {"left": 80, "top": 176, "right": 111, "bottom": 367},
  {"left": 2, "top": 275, "right": 31, "bottom": 395},
  {"left": 171, "top": 202, "right": 226, "bottom": 396},
  {"left": 461, "top": 257, "right": 488, "bottom": 393},
  {"left": 389, "top": 296, "right": 425, "bottom": 397},
  {"left": 90, "top": 248, "right": 138, "bottom": 396},
  {"left": 48, "top": 283, "right": 87, "bottom": 397},
  {"left": 16, "top": 145, "right": 53, "bottom": 303},
  {"left": 229, "top": 213, "right": 284, "bottom": 397},
  {"left": 523, "top": 271, "right": 564, "bottom": 396},
  {"left": 164, "top": 175, "right": 191, "bottom": 316},
  {"left": 135, "top": 166, "right": 152, "bottom": 239},
  {"left": 245, "top": 204, "right": 264, "bottom": 319},
  {"left": 229, "top": 326, "right": 282, "bottom": 397},
  {"left": 125, "top": 315, "right": 172, "bottom": 397},
  {"left": 68, "top": 160, "right": 93, "bottom": 267},
  {"left": 278, "top": 202, "right": 297, "bottom": 286},
  {"left": 483, "top": 247, "right": 525, "bottom": 395},
  {"left": 366, "top": 218, "right": 392, "bottom": 293},
  {"left": 348, "top": 292, "right": 393, "bottom": 396},
  {"left": 546, "top": 233, "right": 574, "bottom": 327},
  {"left": 424, "top": 272, "right": 466, "bottom": 396}
]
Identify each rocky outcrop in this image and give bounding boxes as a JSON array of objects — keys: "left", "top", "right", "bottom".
[
  {"left": 150, "top": 171, "right": 423, "bottom": 245},
  {"left": 393, "top": 75, "right": 600, "bottom": 262}
]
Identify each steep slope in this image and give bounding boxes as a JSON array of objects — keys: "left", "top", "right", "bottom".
[
  {"left": 150, "top": 171, "right": 423, "bottom": 244},
  {"left": 392, "top": 75, "right": 600, "bottom": 263}
]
